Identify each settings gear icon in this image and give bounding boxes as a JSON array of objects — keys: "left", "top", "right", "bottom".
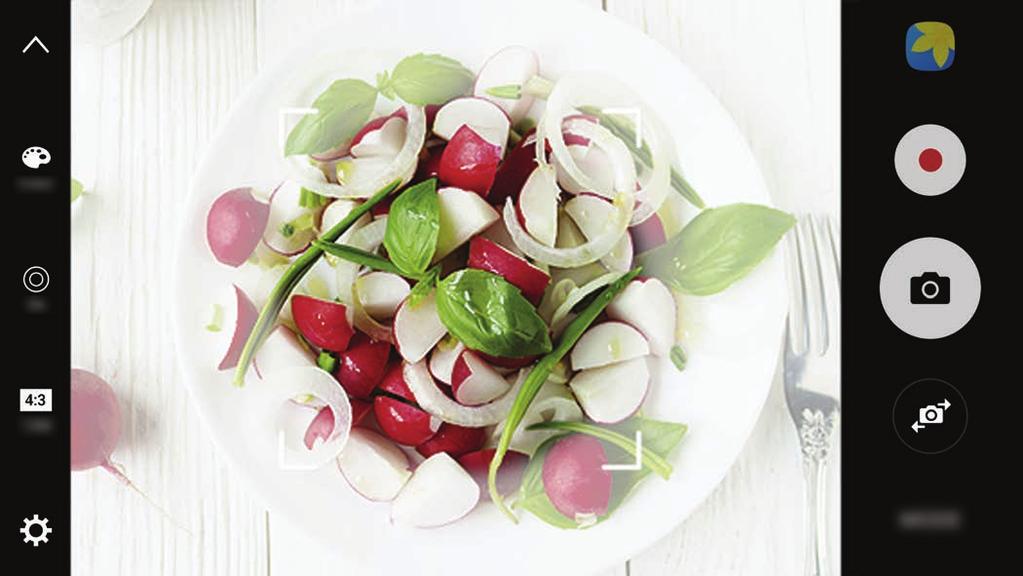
[{"left": 20, "top": 514, "right": 52, "bottom": 546}]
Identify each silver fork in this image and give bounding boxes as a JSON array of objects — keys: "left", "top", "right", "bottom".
[{"left": 784, "top": 214, "right": 841, "bottom": 576}]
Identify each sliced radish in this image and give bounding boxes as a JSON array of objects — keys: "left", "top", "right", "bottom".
[
  {"left": 555, "top": 143, "right": 615, "bottom": 197},
  {"left": 474, "top": 46, "right": 539, "bottom": 122},
  {"left": 564, "top": 194, "right": 634, "bottom": 272},
  {"left": 403, "top": 361, "right": 521, "bottom": 427},
  {"left": 351, "top": 115, "right": 407, "bottom": 158},
  {"left": 630, "top": 212, "right": 667, "bottom": 254},
  {"left": 378, "top": 361, "right": 415, "bottom": 402},
  {"left": 542, "top": 434, "right": 613, "bottom": 521},
  {"left": 319, "top": 199, "right": 371, "bottom": 243},
  {"left": 291, "top": 294, "right": 354, "bottom": 352},
  {"left": 458, "top": 448, "right": 528, "bottom": 500},
  {"left": 415, "top": 423, "right": 486, "bottom": 458},
  {"left": 393, "top": 291, "right": 447, "bottom": 363},
  {"left": 262, "top": 181, "right": 320, "bottom": 256},
  {"left": 479, "top": 217, "right": 523, "bottom": 257},
  {"left": 451, "top": 351, "right": 512, "bottom": 406},
  {"left": 206, "top": 187, "right": 270, "bottom": 267},
  {"left": 438, "top": 125, "right": 502, "bottom": 196},
  {"left": 350, "top": 398, "right": 373, "bottom": 426},
  {"left": 337, "top": 428, "right": 412, "bottom": 502},
  {"left": 374, "top": 396, "right": 441, "bottom": 446},
  {"left": 217, "top": 285, "right": 258, "bottom": 371},
  {"left": 355, "top": 272, "right": 410, "bottom": 319},
  {"left": 474, "top": 350, "right": 538, "bottom": 370},
  {"left": 336, "top": 336, "right": 391, "bottom": 399},
  {"left": 517, "top": 165, "right": 559, "bottom": 247},
  {"left": 415, "top": 143, "right": 446, "bottom": 182},
  {"left": 428, "top": 337, "right": 465, "bottom": 385},
  {"left": 569, "top": 356, "right": 650, "bottom": 423},
  {"left": 434, "top": 187, "right": 500, "bottom": 261},
  {"left": 254, "top": 325, "right": 315, "bottom": 376},
  {"left": 489, "top": 130, "right": 539, "bottom": 206},
  {"left": 467, "top": 237, "right": 549, "bottom": 305},
  {"left": 391, "top": 452, "right": 480, "bottom": 528},
  {"left": 570, "top": 321, "right": 650, "bottom": 371},
  {"left": 303, "top": 405, "right": 336, "bottom": 450},
  {"left": 606, "top": 278, "right": 676, "bottom": 356},
  {"left": 432, "top": 97, "right": 511, "bottom": 154}
]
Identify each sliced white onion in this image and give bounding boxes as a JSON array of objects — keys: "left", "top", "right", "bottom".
[
  {"left": 350, "top": 275, "right": 395, "bottom": 343},
  {"left": 488, "top": 381, "right": 583, "bottom": 456},
  {"left": 403, "top": 360, "right": 522, "bottom": 427},
  {"left": 549, "top": 271, "right": 623, "bottom": 334},
  {"left": 333, "top": 217, "right": 388, "bottom": 305},
  {"left": 503, "top": 194, "right": 631, "bottom": 268}
]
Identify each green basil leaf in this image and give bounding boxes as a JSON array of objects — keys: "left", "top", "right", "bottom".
[
  {"left": 640, "top": 203, "right": 794, "bottom": 296},
  {"left": 515, "top": 436, "right": 580, "bottom": 529},
  {"left": 409, "top": 265, "right": 440, "bottom": 307},
  {"left": 284, "top": 79, "right": 378, "bottom": 157},
  {"left": 71, "top": 178, "right": 85, "bottom": 203},
  {"left": 384, "top": 179, "right": 440, "bottom": 276},
  {"left": 436, "top": 269, "right": 552, "bottom": 358},
  {"left": 380, "top": 53, "right": 474, "bottom": 105}
]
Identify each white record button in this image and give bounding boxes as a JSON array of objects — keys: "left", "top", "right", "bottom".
[{"left": 894, "top": 124, "right": 965, "bottom": 197}]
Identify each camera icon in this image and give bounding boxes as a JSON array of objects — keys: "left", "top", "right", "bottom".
[
  {"left": 919, "top": 404, "right": 944, "bottom": 425},
  {"left": 910, "top": 271, "right": 950, "bottom": 304}
]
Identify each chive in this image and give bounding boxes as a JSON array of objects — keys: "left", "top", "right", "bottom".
[
  {"left": 311, "top": 240, "right": 408, "bottom": 277},
  {"left": 280, "top": 222, "right": 295, "bottom": 238},
  {"left": 205, "top": 304, "right": 224, "bottom": 332},
  {"left": 488, "top": 266, "right": 642, "bottom": 521},
  {"left": 527, "top": 420, "right": 673, "bottom": 479},
  {"left": 485, "top": 83, "right": 522, "bottom": 100},
  {"left": 231, "top": 179, "right": 401, "bottom": 386},
  {"left": 670, "top": 344, "right": 687, "bottom": 372},
  {"left": 317, "top": 350, "right": 338, "bottom": 373}
]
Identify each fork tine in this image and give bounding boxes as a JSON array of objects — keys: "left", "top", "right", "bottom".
[
  {"left": 786, "top": 216, "right": 811, "bottom": 355},
  {"left": 815, "top": 214, "right": 841, "bottom": 355},
  {"left": 823, "top": 214, "right": 840, "bottom": 282},
  {"left": 805, "top": 217, "right": 830, "bottom": 355}
]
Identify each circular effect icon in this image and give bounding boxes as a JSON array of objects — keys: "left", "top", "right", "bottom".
[
  {"left": 21, "top": 146, "right": 51, "bottom": 169},
  {"left": 23, "top": 266, "right": 50, "bottom": 293},
  {"left": 893, "top": 378, "right": 967, "bottom": 454},
  {"left": 894, "top": 124, "right": 965, "bottom": 196},
  {"left": 879, "top": 238, "right": 980, "bottom": 339}
]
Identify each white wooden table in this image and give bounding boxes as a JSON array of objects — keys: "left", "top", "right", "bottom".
[{"left": 70, "top": 1, "right": 840, "bottom": 574}]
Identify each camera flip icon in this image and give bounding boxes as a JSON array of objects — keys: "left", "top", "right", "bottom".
[{"left": 911, "top": 398, "right": 951, "bottom": 433}]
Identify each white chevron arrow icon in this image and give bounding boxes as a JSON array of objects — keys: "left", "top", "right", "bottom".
[{"left": 22, "top": 36, "right": 49, "bottom": 54}]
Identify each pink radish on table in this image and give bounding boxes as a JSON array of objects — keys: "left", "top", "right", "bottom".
[
  {"left": 434, "top": 187, "right": 500, "bottom": 261},
  {"left": 474, "top": 46, "right": 540, "bottom": 123},
  {"left": 374, "top": 395, "right": 441, "bottom": 446},
  {"left": 569, "top": 321, "right": 650, "bottom": 371},
  {"left": 467, "top": 237, "right": 549, "bottom": 305},
  {"left": 337, "top": 428, "right": 412, "bottom": 502},
  {"left": 606, "top": 278, "right": 676, "bottom": 356},
  {"left": 568, "top": 356, "right": 650, "bottom": 423},
  {"left": 542, "top": 434, "right": 613, "bottom": 522},
  {"left": 415, "top": 423, "right": 486, "bottom": 458},
  {"left": 254, "top": 324, "right": 315, "bottom": 377},
  {"left": 564, "top": 194, "right": 634, "bottom": 272},
  {"left": 213, "top": 285, "right": 258, "bottom": 371},
  {"left": 451, "top": 350, "right": 512, "bottom": 406},
  {"left": 517, "top": 165, "right": 560, "bottom": 247},
  {"left": 206, "top": 187, "right": 270, "bottom": 267},
  {"left": 390, "top": 452, "right": 480, "bottom": 528},
  {"left": 263, "top": 181, "right": 321, "bottom": 256},
  {"left": 438, "top": 125, "right": 502, "bottom": 196},
  {"left": 458, "top": 448, "right": 528, "bottom": 500},
  {"left": 630, "top": 212, "right": 667, "bottom": 254},
  {"left": 71, "top": 369, "right": 123, "bottom": 474},
  {"left": 432, "top": 97, "right": 511, "bottom": 156},
  {"left": 393, "top": 290, "right": 448, "bottom": 363},
  {"left": 428, "top": 336, "right": 465, "bottom": 385},
  {"left": 291, "top": 294, "right": 355, "bottom": 353},
  {"left": 336, "top": 335, "right": 392, "bottom": 399},
  {"left": 488, "top": 130, "right": 539, "bottom": 207}
]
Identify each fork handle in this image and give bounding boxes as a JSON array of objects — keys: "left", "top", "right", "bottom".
[{"left": 802, "top": 456, "right": 829, "bottom": 576}]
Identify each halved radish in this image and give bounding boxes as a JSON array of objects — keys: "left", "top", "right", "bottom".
[
  {"left": 458, "top": 448, "right": 528, "bottom": 500},
  {"left": 336, "top": 336, "right": 391, "bottom": 399},
  {"left": 355, "top": 272, "right": 410, "bottom": 319},
  {"left": 479, "top": 217, "right": 523, "bottom": 257},
  {"left": 555, "top": 142, "right": 615, "bottom": 197},
  {"left": 489, "top": 130, "right": 539, "bottom": 206},
  {"left": 415, "top": 423, "right": 486, "bottom": 458},
  {"left": 428, "top": 337, "right": 465, "bottom": 385},
  {"left": 438, "top": 125, "right": 502, "bottom": 195},
  {"left": 350, "top": 108, "right": 409, "bottom": 149},
  {"left": 263, "top": 181, "right": 319, "bottom": 256},
  {"left": 217, "top": 285, "right": 258, "bottom": 371},
  {"left": 391, "top": 452, "right": 480, "bottom": 528},
  {"left": 568, "top": 356, "right": 650, "bottom": 423},
  {"left": 350, "top": 398, "right": 373, "bottom": 426},
  {"left": 433, "top": 97, "right": 511, "bottom": 155},
  {"left": 206, "top": 187, "right": 270, "bottom": 267},
  {"left": 630, "top": 212, "right": 667, "bottom": 254},
  {"left": 517, "top": 165, "right": 559, "bottom": 247},
  {"left": 291, "top": 294, "right": 355, "bottom": 352},
  {"left": 564, "top": 195, "right": 634, "bottom": 272},
  {"left": 415, "top": 143, "right": 446, "bottom": 182},
  {"left": 451, "top": 351, "right": 512, "bottom": 406},
  {"left": 570, "top": 321, "right": 650, "bottom": 371},
  {"left": 542, "top": 434, "right": 613, "bottom": 521},
  {"left": 254, "top": 325, "right": 315, "bottom": 376},
  {"left": 351, "top": 115, "right": 407, "bottom": 158},
  {"left": 337, "top": 428, "right": 412, "bottom": 502},
  {"left": 434, "top": 187, "right": 500, "bottom": 260},
  {"left": 473, "top": 350, "right": 537, "bottom": 370},
  {"left": 319, "top": 198, "right": 371, "bottom": 242},
  {"left": 374, "top": 396, "right": 441, "bottom": 446},
  {"left": 303, "top": 405, "right": 336, "bottom": 450},
  {"left": 606, "top": 278, "right": 676, "bottom": 356},
  {"left": 474, "top": 46, "right": 539, "bottom": 123},
  {"left": 467, "top": 237, "right": 549, "bottom": 305},
  {"left": 378, "top": 361, "right": 415, "bottom": 402},
  {"left": 394, "top": 291, "right": 447, "bottom": 363}
]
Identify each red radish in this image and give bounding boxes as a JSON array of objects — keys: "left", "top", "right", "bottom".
[
  {"left": 416, "top": 143, "right": 446, "bottom": 182},
  {"left": 303, "top": 405, "right": 337, "bottom": 450},
  {"left": 415, "top": 423, "right": 486, "bottom": 458},
  {"left": 569, "top": 357, "right": 650, "bottom": 423},
  {"left": 517, "top": 165, "right": 560, "bottom": 247},
  {"left": 374, "top": 396, "right": 441, "bottom": 446},
  {"left": 570, "top": 321, "right": 650, "bottom": 371},
  {"left": 391, "top": 452, "right": 480, "bottom": 527},
  {"left": 564, "top": 194, "right": 634, "bottom": 272},
  {"left": 630, "top": 212, "right": 667, "bottom": 254},
  {"left": 606, "top": 278, "right": 676, "bottom": 356},
  {"left": 337, "top": 428, "right": 412, "bottom": 502},
  {"left": 263, "top": 181, "right": 319, "bottom": 256},
  {"left": 451, "top": 350, "right": 512, "bottom": 406},
  {"left": 351, "top": 115, "right": 407, "bottom": 158},
  {"left": 424, "top": 104, "right": 441, "bottom": 129},
  {"left": 479, "top": 217, "right": 523, "bottom": 256},
  {"left": 428, "top": 337, "right": 465, "bottom": 385},
  {"left": 434, "top": 187, "right": 500, "bottom": 260},
  {"left": 474, "top": 350, "right": 537, "bottom": 369},
  {"left": 355, "top": 272, "right": 410, "bottom": 319},
  {"left": 458, "top": 448, "right": 528, "bottom": 500},
  {"left": 291, "top": 294, "right": 354, "bottom": 352},
  {"left": 378, "top": 361, "right": 416, "bottom": 402},
  {"left": 217, "top": 285, "right": 259, "bottom": 371},
  {"left": 393, "top": 291, "right": 447, "bottom": 363},
  {"left": 371, "top": 195, "right": 395, "bottom": 217},
  {"left": 473, "top": 46, "right": 540, "bottom": 123},
  {"left": 433, "top": 97, "right": 511, "bottom": 154},
  {"left": 206, "top": 187, "right": 270, "bottom": 267},
  {"left": 336, "top": 337, "right": 391, "bottom": 399},
  {"left": 542, "top": 434, "right": 613, "bottom": 520},
  {"left": 71, "top": 369, "right": 123, "bottom": 473},
  {"left": 351, "top": 398, "right": 373, "bottom": 426},
  {"left": 438, "top": 125, "right": 502, "bottom": 195},
  {"left": 489, "top": 130, "right": 539, "bottom": 206},
  {"left": 468, "top": 237, "right": 550, "bottom": 305},
  {"left": 350, "top": 108, "right": 408, "bottom": 149},
  {"left": 254, "top": 324, "right": 315, "bottom": 376}
]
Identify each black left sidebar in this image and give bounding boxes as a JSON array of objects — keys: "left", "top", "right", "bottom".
[{"left": 5, "top": 1, "right": 71, "bottom": 572}]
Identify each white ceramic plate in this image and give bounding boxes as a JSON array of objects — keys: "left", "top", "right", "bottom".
[{"left": 173, "top": 1, "right": 787, "bottom": 574}]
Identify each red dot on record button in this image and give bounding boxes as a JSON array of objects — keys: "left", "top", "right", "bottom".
[{"left": 918, "top": 148, "right": 943, "bottom": 172}]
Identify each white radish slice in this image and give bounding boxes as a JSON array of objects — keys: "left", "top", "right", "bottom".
[
  {"left": 517, "top": 165, "right": 559, "bottom": 247},
  {"left": 337, "top": 428, "right": 412, "bottom": 502},
  {"left": 390, "top": 452, "right": 480, "bottom": 528},
  {"left": 569, "top": 357, "right": 650, "bottom": 423},
  {"left": 403, "top": 361, "right": 522, "bottom": 427},
  {"left": 254, "top": 325, "right": 315, "bottom": 377},
  {"left": 555, "top": 143, "right": 616, "bottom": 197},
  {"left": 355, "top": 272, "right": 410, "bottom": 319},
  {"left": 263, "top": 181, "right": 319, "bottom": 256},
  {"left": 549, "top": 271, "right": 623, "bottom": 334},
  {"left": 606, "top": 278, "right": 677, "bottom": 356},
  {"left": 429, "top": 337, "right": 465, "bottom": 385},
  {"left": 570, "top": 321, "right": 650, "bottom": 371},
  {"left": 451, "top": 351, "right": 512, "bottom": 406},
  {"left": 350, "top": 116, "right": 407, "bottom": 158},
  {"left": 474, "top": 46, "right": 539, "bottom": 123},
  {"left": 433, "top": 97, "right": 511, "bottom": 154},
  {"left": 299, "top": 256, "right": 341, "bottom": 302},
  {"left": 434, "top": 187, "right": 500, "bottom": 261},
  {"left": 564, "top": 195, "right": 634, "bottom": 272},
  {"left": 319, "top": 199, "right": 372, "bottom": 244},
  {"left": 217, "top": 285, "right": 259, "bottom": 371},
  {"left": 394, "top": 291, "right": 447, "bottom": 363},
  {"left": 491, "top": 381, "right": 583, "bottom": 456}
]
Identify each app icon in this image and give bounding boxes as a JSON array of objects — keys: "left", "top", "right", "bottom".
[
  {"left": 894, "top": 124, "right": 965, "bottom": 196},
  {"left": 906, "top": 22, "right": 955, "bottom": 71}
]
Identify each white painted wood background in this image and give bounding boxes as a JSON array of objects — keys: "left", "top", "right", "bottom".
[{"left": 70, "top": 0, "right": 840, "bottom": 574}]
